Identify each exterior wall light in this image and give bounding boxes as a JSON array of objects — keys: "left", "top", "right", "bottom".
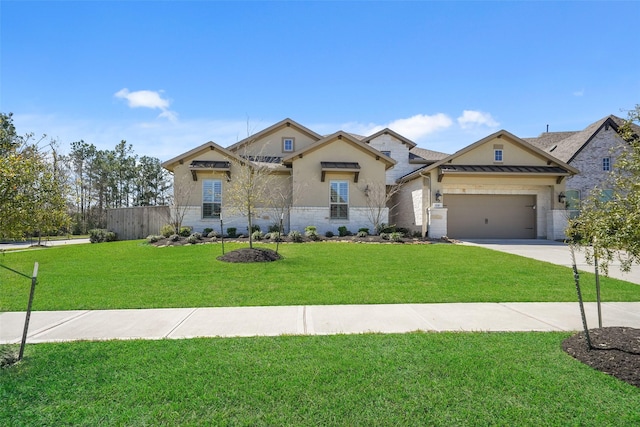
[
  {"left": 558, "top": 192, "right": 566, "bottom": 203},
  {"left": 435, "top": 190, "right": 442, "bottom": 202}
]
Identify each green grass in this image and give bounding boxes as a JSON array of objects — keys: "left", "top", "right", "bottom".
[
  {"left": 2, "top": 333, "right": 638, "bottom": 425},
  {"left": 2, "top": 240, "right": 639, "bottom": 311}
]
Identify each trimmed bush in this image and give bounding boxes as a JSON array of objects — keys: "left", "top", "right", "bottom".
[
  {"left": 288, "top": 230, "right": 303, "bottom": 243},
  {"left": 226, "top": 227, "right": 237, "bottom": 238},
  {"left": 89, "top": 229, "right": 117, "bottom": 243},
  {"left": 305, "top": 226, "right": 320, "bottom": 241},
  {"left": 203, "top": 228, "right": 213, "bottom": 235},
  {"left": 179, "top": 226, "right": 192, "bottom": 237},
  {"left": 338, "top": 226, "right": 351, "bottom": 237},
  {"left": 390, "top": 232, "right": 404, "bottom": 242},
  {"left": 358, "top": 228, "right": 370, "bottom": 234},
  {"left": 160, "top": 224, "right": 174, "bottom": 238},
  {"left": 325, "top": 231, "right": 335, "bottom": 238},
  {"left": 268, "top": 224, "right": 281, "bottom": 233},
  {"left": 250, "top": 225, "right": 261, "bottom": 233}
]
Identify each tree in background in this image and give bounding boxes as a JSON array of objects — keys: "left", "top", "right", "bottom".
[
  {"left": 568, "top": 104, "right": 640, "bottom": 274},
  {"left": 0, "top": 113, "right": 69, "bottom": 240}
]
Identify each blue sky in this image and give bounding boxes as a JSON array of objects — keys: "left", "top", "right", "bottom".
[{"left": 2, "top": 1, "right": 639, "bottom": 160}]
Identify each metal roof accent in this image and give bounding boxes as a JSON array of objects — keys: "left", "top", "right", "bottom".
[
  {"left": 439, "top": 165, "right": 569, "bottom": 174},
  {"left": 320, "top": 162, "right": 361, "bottom": 182},
  {"left": 189, "top": 160, "right": 231, "bottom": 181}
]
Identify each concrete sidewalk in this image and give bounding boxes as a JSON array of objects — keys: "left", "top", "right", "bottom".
[{"left": 3, "top": 302, "right": 640, "bottom": 344}]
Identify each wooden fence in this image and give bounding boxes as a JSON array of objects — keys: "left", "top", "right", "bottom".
[{"left": 107, "top": 206, "right": 170, "bottom": 240}]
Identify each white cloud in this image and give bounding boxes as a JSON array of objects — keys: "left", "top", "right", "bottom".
[
  {"left": 457, "top": 110, "right": 499, "bottom": 130},
  {"left": 114, "top": 88, "right": 177, "bottom": 121},
  {"left": 339, "top": 113, "right": 454, "bottom": 142}
]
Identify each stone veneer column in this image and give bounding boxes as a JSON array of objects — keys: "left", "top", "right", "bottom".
[{"left": 427, "top": 207, "right": 448, "bottom": 239}]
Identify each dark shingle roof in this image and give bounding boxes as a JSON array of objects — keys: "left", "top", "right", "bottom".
[{"left": 409, "top": 147, "right": 450, "bottom": 162}]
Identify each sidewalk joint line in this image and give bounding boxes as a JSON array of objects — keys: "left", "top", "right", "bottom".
[{"left": 165, "top": 308, "right": 198, "bottom": 338}]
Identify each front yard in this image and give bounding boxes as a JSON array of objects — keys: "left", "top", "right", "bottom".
[{"left": 1, "top": 240, "right": 640, "bottom": 311}]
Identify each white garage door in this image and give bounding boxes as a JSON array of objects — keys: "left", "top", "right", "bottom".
[{"left": 445, "top": 194, "right": 536, "bottom": 239}]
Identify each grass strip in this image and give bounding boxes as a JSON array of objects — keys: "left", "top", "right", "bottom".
[{"left": 2, "top": 333, "right": 639, "bottom": 426}]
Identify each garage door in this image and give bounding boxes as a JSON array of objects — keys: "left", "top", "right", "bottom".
[{"left": 445, "top": 195, "right": 536, "bottom": 239}]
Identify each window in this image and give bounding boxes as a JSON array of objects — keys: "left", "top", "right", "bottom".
[
  {"left": 598, "top": 189, "right": 614, "bottom": 203},
  {"left": 381, "top": 150, "right": 391, "bottom": 158},
  {"left": 565, "top": 190, "right": 580, "bottom": 210},
  {"left": 282, "top": 138, "right": 295, "bottom": 152},
  {"left": 330, "top": 181, "right": 349, "bottom": 219},
  {"left": 602, "top": 157, "right": 611, "bottom": 171},
  {"left": 494, "top": 149, "right": 503, "bottom": 162},
  {"left": 202, "top": 179, "right": 222, "bottom": 219}
]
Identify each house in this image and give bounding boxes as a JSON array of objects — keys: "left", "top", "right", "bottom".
[
  {"left": 524, "top": 115, "right": 637, "bottom": 210},
  {"left": 162, "top": 119, "right": 577, "bottom": 240},
  {"left": 396, "top": 130, "right": 578, "bottom": 240},
  {"left": 161, "top": 119, "right": 396, "bottom": 235}
]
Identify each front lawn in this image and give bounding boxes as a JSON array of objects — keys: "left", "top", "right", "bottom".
[
  {"left": 2, "top": 240, "right": 639, "bottom": 311},
  {"left": 2, "top": 333, "right": 638, "bottom": 425}
]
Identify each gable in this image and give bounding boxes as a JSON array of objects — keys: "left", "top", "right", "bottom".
[
  {"left": 162, "top": 141, "right": 245, "bottom": 172},
  {"left": 451, "top": 133, "right": 552, "bottom": 167},
  {"left": 227, "top": 118, "right": 322, "bottom": 157}
]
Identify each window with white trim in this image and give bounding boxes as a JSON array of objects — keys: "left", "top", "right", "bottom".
[
  {"left": 494, "top": 149, "right": 503, "bottom": 162},
  {"left": 602, "top": 157, "right": 611, "bottom": 171},
  {"left": 202, "top": 179, "right": 222, "bottom": 219},
  {"left": 330, "top": 180, "right": 349, "bottom": 219},
  {"left": 565, "top": 189, "right": 580, "bottom": 210},
  {"left": 283, "top": 138, "right": 295, "bottom": 152}
]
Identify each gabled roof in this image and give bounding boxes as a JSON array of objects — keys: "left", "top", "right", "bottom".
[
  {"left": 282, "top": 131, "right": 397, "bottom": 170},
  {"left": 409, "top": 147, "right": 450, "bottom": 163},
  {"left": 524, "top": 115, "right": 634, "bottom": 163},
  {"left": 363, "top": 128, "right": 417, "bottom": 148},
  {"left": 161, "top": 141, "right": 250, "bottom": 172},
  {"left": 226, "top": 118, "right": 323, "bottom": 153},
  {"left": 398, "top": 129, "right": 578, "bottom": 183}
]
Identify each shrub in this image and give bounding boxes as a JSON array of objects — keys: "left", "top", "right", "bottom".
[
  {"left": 288, "top": 230, "right": 303, "bottom": 243},
  {"left": 146, "top": 235, "right": 162, "bottom": 243},
  {"left": 390, "top": 231, "right": 404, "bottom": 242},
  {"left": 226, "top": 227, "right": 237, "bottom": 238},
  {"left": 179, "top": 226, "right": 192, "bottom": 237},
  {"left": 412, "top": 231, "right": 422, "bottom": 238},
  {"left": 169, "top": 234, "right": 180, "bottom": 242},
  {"left": 338, "top": 226, "right": 351, "bottom": 237},
  {"left": 252, "top": 230, "right": 264, "bottom": 241},
  {"left": 268, "top": 223, "right": 281, "bottom": 233},
  {"left": 305, "top": 226, "right": 319, "bottom": 241},
  {"left": 325, "top": 231, "right": 334, "bottom": 238},
  {"left": 207, "top": 230, "right": 220, "bottom": 238},
  {"left": 187, "top": 234, "right": 199, "bottom": 244},
  {"left": 379, "top": 232, "right": 390, "bottom": 240},
  {"left": 193, "top": 232, "right": 203, "bottom": 240},
  {"left": 160, "top": 224, "right": 174, "bottom": 238},
  {"left": 89, "top": 229, "right": 116, "bottom": 243},
  {"left": 356, "top": 230, "right": 368, "bottom": 238},
  {"left": 358, "top": 227, "right": 369, "bottom": 234},
  {"left": 203, "top": 228, "right": 213, "bottom": 235},
  {"left": 250, "top": 225, "right": 261, "bottom": 233},
  {"left": 269, "top": 231, "right": 283, "bottom": 242}
]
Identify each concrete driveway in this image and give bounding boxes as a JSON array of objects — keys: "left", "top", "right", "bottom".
[{"left": 461, "top": 239, "right": 640, "bottom": 285}]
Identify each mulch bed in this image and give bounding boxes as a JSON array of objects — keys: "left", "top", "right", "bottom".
[
  {"left": 217, "top": 247, "right": 281, "bottom": 263},
  {"left": 562, "top": 327, "right": 640, "bottom": 388}
]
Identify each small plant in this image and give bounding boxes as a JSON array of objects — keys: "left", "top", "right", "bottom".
[
  {"left": 146, "top": 235, "right": 163, "bottom": 243},
  {"left": 356, "top": 230, "right": 368, "bottom": 238},
  {"left": 288, "top": 230, "right": 303, "bottom": 243},
  {"left": 207, "top": 230, "right": 220, "bottom": 238},
  {"left": 252, "top": 230, "right": 264, "bottom": 241},
  {"left": 269, "top": 231, "right": 283, "bottom": 242},
  {"left": 379, "top": 232, "right": 390, "bottom": 240},
  {"left": 226, "top": 227, "right": 237, "bottom": 238},
  {"left": 186, "top": 234, "right": 199, "bottom": 244},
  {"left": 338, "top": 226, "right": 351, "bottom": 237},
  {"left": 160, "top": 224, "right": 174, "bottom": 238},
  {"left": 203, "top": 228, "right": 214, "bottom": 235},
  {"left": 169, "top": 234, "right": 180, "bottom": 242},
  {"left": 305, "top": 226, "right": 320, "bottom": 241},
  {"left": 325, "top": 231, "right": 334, "bottom": 238},
  {"left": 179, "top": 226, "right": 192, "bottom": 237},
  {"left": 250, "top": 225, "right": 261, "bottom": 233},
  {"left": 268, "top": 223, "right": 281, "bottom": 233},
  {"left": 358, "top": 228, "right": 369, "bottom": 234},
  {"left": 390, "top": 231, "right": 404, "bottom": 242},
  {"left": 89, "top": 229, "right": 117, "bottom": 243}
]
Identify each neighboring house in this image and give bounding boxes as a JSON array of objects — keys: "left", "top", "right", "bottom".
[
  {"left": 396, "top": 130, "right": 578, "bottom": 240},
  {"left": 162, "top": 119, "right": 396, "bottom": 235},
  {"left": 525, "top": 115, "right": 637, "bottom": 210}
]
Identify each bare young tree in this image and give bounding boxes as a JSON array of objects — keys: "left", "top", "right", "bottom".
[{"left": 360, "top": 181, "right": 404, "bottom": 234}]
